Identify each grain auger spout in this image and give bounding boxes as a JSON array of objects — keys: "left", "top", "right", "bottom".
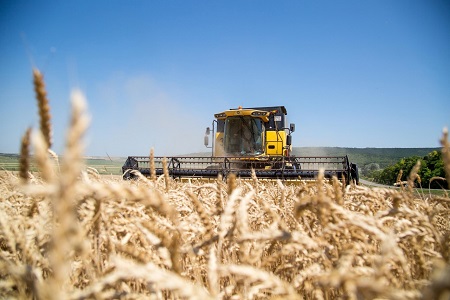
[{"left": 122, "top": 106, "right": 359, "bottom": 184}]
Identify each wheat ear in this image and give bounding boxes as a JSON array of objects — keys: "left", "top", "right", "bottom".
[
  {"left": 215, "top": 174, "right": 224, "bottom": 215},
  {"left": 33, "top": 68, "right": 52, "bottom": 149},
  {"left": 162, "top": 157, "right": 171, "bottom": 192},
  {"left": 73, "top": 256, "right": 213, "bottom": 299},
  {"left": 150, "top": 147, "right": 157, "bottom": 183},
  {"left": 218, "top": 264, "right": 299, "bottom": 298},
  {"left": 407, "top": 160, "right": 421, "bottom": 193},
  {"left": 440, "top": 127, "right": 450, "bottom": 187},
  {"left": 188, "top": 190, "right": 213, "bottom": 240},
  {"left": 227, "top": 173, "right": 237, "bottom": 195},
  {"left": 19, "top": 127, "right": 32, "bottom": 183},
  {"left": 251, "top": 168, "right": 259, "bottom": 193},
  {"left": 332, "top": 176, "right": 343, "bottom": 205}
]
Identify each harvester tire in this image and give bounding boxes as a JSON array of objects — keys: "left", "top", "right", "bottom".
[
  {"left": 123, "top": 169, "right": 133, "bottom": 180},
  {"left": 351, "top": 163, "right": 359, "bottom": 185}
]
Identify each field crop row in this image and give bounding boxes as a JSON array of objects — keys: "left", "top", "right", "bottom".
[{"left": 1, "top": 154, "right": 449, "bottom": 299}]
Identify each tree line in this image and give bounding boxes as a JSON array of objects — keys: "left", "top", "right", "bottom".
[{"left": 368, "top": 150, "right": 447, "bottom": 189}]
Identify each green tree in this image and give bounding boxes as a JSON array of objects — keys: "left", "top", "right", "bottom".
[
  {"left": 421, "top": 151, "right": 447, "bottom": 189},
  {"left": 372, "top": 151, "right": 447, "bottom": 189},
  {"left": 361, "top": 163, "right": 380, "bottom": 177}
]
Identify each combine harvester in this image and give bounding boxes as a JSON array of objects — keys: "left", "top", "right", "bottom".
[{"left": 122, "top": 106, "right": 359, "bottom": 184}]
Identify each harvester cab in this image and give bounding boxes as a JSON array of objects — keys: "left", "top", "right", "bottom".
[
  {"left": 122, "top": 106, "right": 359, "bottom": 184},
  {"left": 204, "top": 106, "right": 294, "bottom": 158}
]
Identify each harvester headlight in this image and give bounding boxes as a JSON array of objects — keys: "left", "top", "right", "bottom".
[{"left": 251, "top": 111, "right": 267, "bottom": 116}]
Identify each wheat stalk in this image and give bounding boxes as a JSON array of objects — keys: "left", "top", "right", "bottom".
[
  {"left": 45, "top": 89, "right": 90, "bottom": 299},
  {"left": 32, "top": 130, "right": 54, "bottom": 182}
]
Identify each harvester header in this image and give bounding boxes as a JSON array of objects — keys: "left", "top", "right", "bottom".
[{"left": 122, "top": 105, "right": 359, "bottom": 184}]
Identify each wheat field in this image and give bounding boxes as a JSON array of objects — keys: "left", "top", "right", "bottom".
[{"left": 0, "top": 71, "right": 449, "bottom": 299}]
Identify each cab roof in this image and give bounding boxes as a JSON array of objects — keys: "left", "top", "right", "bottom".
[{"left": 230, "top": 106, "right": 287, "bottom": 115}]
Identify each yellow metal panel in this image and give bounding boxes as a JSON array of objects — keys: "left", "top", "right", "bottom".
[
  {"left": 215, "top": 109, "right": 269, "bottom": 122},
  {"left": 266, "top": 131, "right": 285, "bottom": 156}
]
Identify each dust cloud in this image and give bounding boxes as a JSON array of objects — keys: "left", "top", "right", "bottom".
[{"left": 92, "top": 73, "right": 208, "bottom": 157}]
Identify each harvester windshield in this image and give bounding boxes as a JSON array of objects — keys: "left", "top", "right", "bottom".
[{"left": 224, "top": 116, "right": 264, "bottom": 156}]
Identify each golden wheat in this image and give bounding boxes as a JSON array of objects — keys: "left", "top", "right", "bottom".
[
  {"left": 150, "top": 147, "right": 157, "bottom": 183},
  {"left": 0, "top": 71, "right": 449, "bottom": 299},
  {"left": 441, "top": 127, "right": 450, "bottom": 189},
  {"left": 33, "top": 68, "right": 52, "bottom": 149},
  {"left": 19, "top": 127, "right": 31, "bottom": 183}
]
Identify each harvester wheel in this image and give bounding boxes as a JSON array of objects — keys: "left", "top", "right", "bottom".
[
  {"left": 123, "top": 169, "right": 141, "bottom": 180},
  {"left": 122, "top": 169, "right": 133, "bottom": 180},
  {"left": 351, "top": 163, "right": 359, "bottom": 185}
]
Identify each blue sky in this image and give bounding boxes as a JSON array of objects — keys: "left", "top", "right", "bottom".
[{"left": 1, "top": 1, "right": 449, "bottom": 156}]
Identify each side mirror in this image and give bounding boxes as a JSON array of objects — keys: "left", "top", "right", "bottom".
[
  {"left": 289, "top": 123, "right": 295, "bottom": 133},
  {"left": 205, "top": 127, "right": 211, "bottom": 135},
  {"left": 204, "top": 135, "right": 209, "bottom": 147}
]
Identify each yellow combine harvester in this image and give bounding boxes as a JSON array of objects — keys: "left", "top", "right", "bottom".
[{"left": 122, "top": 106, "right": 359, "bottom": 184}]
